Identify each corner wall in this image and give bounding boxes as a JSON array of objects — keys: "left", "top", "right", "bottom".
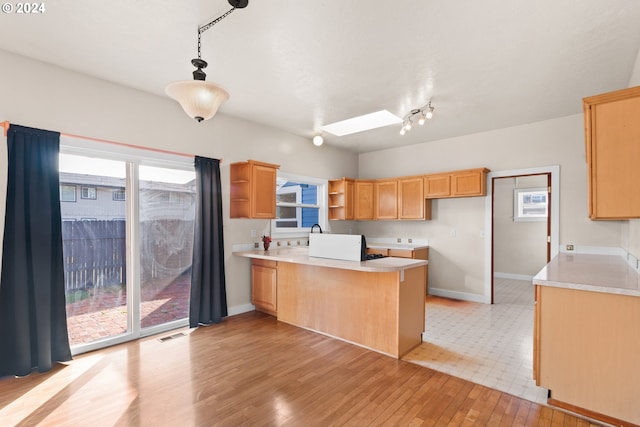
[
  {"left": 0, "top": 49, "right": 359, "bottom": 313},
  {"left": 623, "top": 47, "right": 640, "bottom": 259}
]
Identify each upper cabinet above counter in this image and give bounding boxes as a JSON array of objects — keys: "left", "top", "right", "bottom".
[
  {"left": 424, "top": 168, "right": 489, "bottom": 199},
  {"left": 329, "top": 168, "right": 488, "bottom": 221},
  {"left": 230, "top": 160, "right": 279, "bottom": 219},
  {"left": 584, "top": 85, "right": 640, "bottom": 220}
]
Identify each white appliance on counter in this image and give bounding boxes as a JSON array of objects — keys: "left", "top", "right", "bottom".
[{"left": 308, "top": 233, "right": 366, "bottom": 262}]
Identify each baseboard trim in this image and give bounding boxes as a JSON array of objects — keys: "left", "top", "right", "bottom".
[
  {"left": 228, "top": 303, "right": 256, "bottom": 316},
  {"left": 428, "top": 288, "right": 487, "bottom": 304},
  {"left": 494, "top": 272, "right": 534, "bottom": 281},
  {"left": 548, "top": 398, "right": 639, "bottom": 427}
]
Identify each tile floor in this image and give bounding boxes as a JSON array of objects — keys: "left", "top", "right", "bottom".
[{"left": 403, "top": 277, "right": 549, "bottom": 404}]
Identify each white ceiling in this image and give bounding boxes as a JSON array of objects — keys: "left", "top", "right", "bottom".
[{"left": 1, "top": 0, "right": 639, "bottom": 153}]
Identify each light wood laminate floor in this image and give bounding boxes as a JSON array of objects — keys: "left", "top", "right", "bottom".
[{"left": 0, "top": 311, "right": 600, "bottom": 426}]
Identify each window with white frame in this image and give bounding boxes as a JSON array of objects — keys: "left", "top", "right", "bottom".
[
  {"left": 60, "top": 184, "right": 76, "bottom": 202},
  {"left": 81, "top": 186, "right": 97, "bottom": 200},
  {"left": 113, "top": 188, "right": 126, "bottom": 201},
  {"left": 271, "top": 172, "right": 327, "bottom": 236},
  {"left": 513, "top": 188, "right": 548, "bottom": 222}
]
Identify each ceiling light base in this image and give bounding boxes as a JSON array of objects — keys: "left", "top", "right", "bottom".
[
  {"left": 191, "top": 58, "right": 208, "bottom": 81},
  {"left": 228, "top": 0, "right": 249, "bottom": 8}
]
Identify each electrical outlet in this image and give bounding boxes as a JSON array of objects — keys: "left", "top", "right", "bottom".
[
  {"left": 250, "top": 229, "right": 257, "bottom": 238},
  {"left": 450, "top": 228, "right": 457, "bottom": 237},
  {"left": 254, "top": 242, "right": 259, "bottom": 249},
  {"left": 297, "top": 240, "right": 300, "bottom": 245},
  {"left": 287, "top": 241, "right": 291, "bottom": 246},
  {"left": 397, "top": 238, "right": 401, "bottom": 243},
  {"left": 408, "top": 238, "right": 412, "bottom": 243},
  {"left": 566, "top": 244, "right": 574, "bottom": 251},
  {"left": 277, "top": 241, "right": 281, "bottom": 246}
]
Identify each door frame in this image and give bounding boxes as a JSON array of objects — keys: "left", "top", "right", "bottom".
[{"left": 483, "top": 165, "right": 560, "bottom": 304}]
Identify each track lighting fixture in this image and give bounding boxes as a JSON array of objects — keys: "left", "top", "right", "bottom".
[
  {"left": 399, "top": 101, "right": 434, "bottom": 135},
  {"left": 165, "top": 0, "right": 249, "bottom": 122}
]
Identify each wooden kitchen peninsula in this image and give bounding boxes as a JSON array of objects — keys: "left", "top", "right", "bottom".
[
  {"left": 234, "top": 247, "right": 427, "bottom": 358},
  {"left": 533, "top": 253, "right": 640, "bottom": 426}
]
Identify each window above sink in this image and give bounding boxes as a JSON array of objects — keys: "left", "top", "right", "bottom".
[{"left": 270, "top": 171, "right": 328, "bottom": 238}]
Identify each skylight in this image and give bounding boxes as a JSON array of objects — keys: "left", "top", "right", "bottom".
[{"left": 321, "top": 110, "right": 403, "bottom": 136}]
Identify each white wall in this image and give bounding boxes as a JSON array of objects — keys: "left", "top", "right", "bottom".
[
  {"left": 623, "top": 47, "right": 640, "bottom": 259},
  {"left": 358, "top": 115, "right": 622, "bottom": 298},
  {"left": 0, "top": 49, "right": 359, "bottom": 313}
]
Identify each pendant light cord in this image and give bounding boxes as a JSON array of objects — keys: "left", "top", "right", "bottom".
[{"left": 197, "top": 7, "right": 236, "bottom": 59}]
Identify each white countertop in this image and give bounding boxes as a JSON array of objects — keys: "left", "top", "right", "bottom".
[
  {"left": 233, "top": 247, "right": 427, "bottom": 273},
  {"left": 533, "top": 253, "right": 640, "bottom": 297}
]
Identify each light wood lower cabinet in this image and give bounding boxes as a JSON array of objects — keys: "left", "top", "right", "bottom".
[
  {"left": 251, "top": 259, "right": 277, "bottom": 316},
  {"left": 534, "top": 284, "right": 640, "bottom": 426},
  {"left": 277, "top": 262, "right": 426, "bottom": 358}
]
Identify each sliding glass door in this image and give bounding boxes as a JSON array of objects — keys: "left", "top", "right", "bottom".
[
  {"left": 59, "top": 146, "right": 195, "bottom": 352},
  {"left": 138, "top": 165, "right": 195, "bottom": 331}
]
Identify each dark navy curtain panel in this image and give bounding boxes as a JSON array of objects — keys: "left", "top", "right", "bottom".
[
  {"left": 0, "top": 124, "right": 71, "bottom": 377},
  {"left": 189, "top": 156, "right": 228, "bottom": 327}
]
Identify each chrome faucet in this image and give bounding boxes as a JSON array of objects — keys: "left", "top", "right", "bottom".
[{"left": 310, "top": 224, "right": 323, "bottom": 233}]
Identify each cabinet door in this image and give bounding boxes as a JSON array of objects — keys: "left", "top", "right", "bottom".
[
  {"left": 251, "top": 163, "right": 277, "bottom": 218},
  {"left": 251, "top": 262, "right": 277, "bottom": 316},
  {"left": 424, "top": 174, "right": 451, "bottom": 198},
  {"left": 398, "top": 176, "right": 425, "bottom": 219},
  {"left": 328, "top": 179, "right": 356, "bottom": 221},
  {"left": 451, "top": 169, "right": 487, "bottom": 197},
  {"left": 375, "top": 179, "right": 398, "bottom": 219},
  {"left": 585, "top": 87, "right": 640, "bottom": 219},
  {"left": 354, "top": 181, "right": 374, "bottom": 220},
  {"left": 344, "top": 180, "right": 355, "bottom": 220}
]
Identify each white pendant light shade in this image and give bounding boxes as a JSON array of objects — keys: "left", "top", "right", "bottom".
[{"left": 165, "top": 80, "right": 230, "bottom": 122}]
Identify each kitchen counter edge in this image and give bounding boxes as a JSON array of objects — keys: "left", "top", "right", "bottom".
[
  {"left": 233, "top": 249, "right": 427, "bottom": 273},
  {"left": 533, "top": 253, "right": 640, "bottom": 297}
]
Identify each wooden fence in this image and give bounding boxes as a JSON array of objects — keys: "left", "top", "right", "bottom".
[
  {"left": 62, "top": 220, "right": 194, "bottom": 292},
  {"left": 62, "top": 220, "right": 126, "bottom": 292}
]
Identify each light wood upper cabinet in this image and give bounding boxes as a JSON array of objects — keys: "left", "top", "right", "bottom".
[
  {"left": 375, "top": 179, "right": 398, "bottom": 219},
  {"left": 354, "top": 180, "right": 375, "bottom": 220},
  {"left": 398, "top": 176, "right": 431, "bottom": 220},
  {"left": 424, "top": 168, "right": 488, "bottom": 199},
  {"left": 230, "top": 160, "right": 279, "bottom": 219},
  {"left": 424, "top": 173, "right": 451, "bottom": 198},
  {"left": 583, "top": 85, "right": 640, "bottom": 219},
  {"left": 328, "top": 178, "right": 355, "bottom": 220},
  {"left": 329, "top": 167, "right": 487, "bottom": 221},
  {"left": 452, "top": 169, "right": 488, "bottom": 196}
]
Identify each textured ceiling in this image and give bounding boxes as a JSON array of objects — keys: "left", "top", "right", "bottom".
[{"left": 1, "top": 0, "right": 639, "bottom": 153}]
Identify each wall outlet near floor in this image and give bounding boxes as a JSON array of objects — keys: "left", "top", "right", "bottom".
[
  {"left": 397, "top": 238, "right": 402, "bottom": 243},
  {"left": 408, "top": 238, "right": 413, "bottom": 243},
  {"left": 254, "top": 242, "right": 259, "bottom": 249},
  {"left": 566, "top": 244, "right": 574, "bottom": 251}
]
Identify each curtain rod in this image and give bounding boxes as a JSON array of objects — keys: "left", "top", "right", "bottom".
[{"left": 1, "top": 121, "right": 221, "bottom": 162}]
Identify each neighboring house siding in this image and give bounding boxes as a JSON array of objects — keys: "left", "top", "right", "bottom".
[{"left": 301, "top": 186, "right": 319, "bottom": 227}]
